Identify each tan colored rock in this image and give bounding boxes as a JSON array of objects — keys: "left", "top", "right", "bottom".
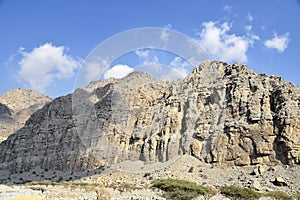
[
  {"left": 0, "top": 88, "right": 51, "bottom": 142},
  {"left": 252, "top": 166, "right": 265, "bottom": 176},
  {"left": 273, "top": 177, "right": 288, "bottom": 186},
  {"left": 0, "top": 61, "right": 300, "bottom": 173},
  {"left": 251, "top": 179, "right": 262, "bottom": 191}
]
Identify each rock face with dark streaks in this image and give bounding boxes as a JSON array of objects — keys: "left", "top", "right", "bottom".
[
  {"left": 0, "top": 88, "right": 52, "bottom": 142},
  {"left": 0, "top": 61, "right": 299, "bottom": 173}
]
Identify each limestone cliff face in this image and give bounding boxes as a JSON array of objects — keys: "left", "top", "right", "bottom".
[
  {"left": 0, "top": 61, "right": 299, "bottom": 173},
  {"left": 0, "top": 89, "right": 52, "bottom": 142}
]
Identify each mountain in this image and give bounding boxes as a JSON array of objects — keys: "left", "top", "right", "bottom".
[
  {"left": 0, "top": 88, "right": 52, "bottom": 142},
  {"left": 0, "top": 61, "right": 299, "bottom": 174}
]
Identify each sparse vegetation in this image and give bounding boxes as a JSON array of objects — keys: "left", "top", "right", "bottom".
[
  {"left": 151, "top": 178, "right": 212, "bottom": 200},
  {"left": 220, "top": 185, "right": 261, "bottom": 200},
  {"left": 264, "top": 191, "right": 293, "bottom": 200},
  {"left": 110, "top": 182, "right": 138, "bottom": 192},
  {"left": 6, "top": 182, "right": 14, "bottom": 187},
  {"left": 25, "top": 180, "right": 111, "bottom": 199}
]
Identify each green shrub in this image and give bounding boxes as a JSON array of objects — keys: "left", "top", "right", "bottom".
[
  {"left": 151, "top": 178, "right": 211, "bottom": 200},
  {"left": 265, "top": 191, "right": 293, "bottom": 200},
  {"left": 220, "top": 185, "right": 261, "bottom": 200},
  {"left": 6, "top": 182, "right": 14, "bottom": 187}
]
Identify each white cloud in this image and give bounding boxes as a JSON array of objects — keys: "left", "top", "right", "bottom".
[
  {"left": 18, "top": 46, "right": 25, "bottom": 51},
  {"left": 135, "top": 49, "right": 149, "bottom": 59},
  {"left": 264, "top": 33, "right": 290, "bottom": 53},
  {"left": 139, "top": 53, "right": 160, "bottom": 67},
  {"left": 103, "top": 64, "right": 134, "bottom": 79},
  {"left": 197, "top": 21, "right": 259, "bottom": 63},
  {"left": 84, "top": 62, "right": 104, "bottom": 81},
  {"left": 17, "top": 43, "right": 80, "bottom": 93},
  {"left": 160, "top": 24, "right": 172, "bottom": 42},
  {"left": 245, "top": 25, "right": 252, "bottom": 32},
  {"left": 169, "top": 57, "right": 190, "bottom": 77},
  {"left": 246, "top": 12, "right": 253, "bottom": 21},
  {"left": 223, "top": 5, "right": 231, "bottom": 12}
]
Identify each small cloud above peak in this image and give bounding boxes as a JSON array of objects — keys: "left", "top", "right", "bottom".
[
  {"left": 223, "top": 4, "right": 231, "bottom": 12},
  {"left": 264, "top": 32, "right": 290, "bottom": 53}
]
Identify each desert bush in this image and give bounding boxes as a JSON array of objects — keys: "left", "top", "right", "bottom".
[
  {"left": 220, "top": 185, "right": 261, "bottom": 200},
  {"left": 6, "top": 182, "right": 14, "bottom": 187},
  {"left": 110, "top": 182, "right": 138, "bottom": 192},
  {"left": 264, "top": 191, "right": 293, "bottom": 200},
  {"left": 151, "top": 178, "right": 211, "bottom": 200}
]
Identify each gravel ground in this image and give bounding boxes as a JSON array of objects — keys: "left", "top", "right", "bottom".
[{"left": 0, "top": 155, "right": 299, "bottom": 199}]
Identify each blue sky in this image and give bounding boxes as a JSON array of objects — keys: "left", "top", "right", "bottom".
[{"left": 0, "top": 0, "right": 299, "bottom": 98}]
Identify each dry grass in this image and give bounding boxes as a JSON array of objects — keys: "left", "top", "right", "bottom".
[
  {"left": 12, "top": 195, "right": 42, "bottom": 200},
  {"left": 25, "top": 180, "right": 111, "bottom": 199}
]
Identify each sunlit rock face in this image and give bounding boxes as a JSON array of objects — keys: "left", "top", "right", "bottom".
[
  {"left": 0, "top": 61, "right": 299, "bottom": 173},
  {"left": 0, "top": 88, "right": 52, "bottom": 142}
]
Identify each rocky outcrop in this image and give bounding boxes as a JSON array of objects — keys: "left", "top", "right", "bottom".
[
  {"left": 0, "top": 61, "right": 299, "bottom": 173},
  {"left": 0, "top": 89, "right": 52, "bottom": 142}
]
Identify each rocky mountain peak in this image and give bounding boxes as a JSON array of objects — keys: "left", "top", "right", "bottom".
[
  {"left": 0, "top": 61, "right": 299, "bottom": 174},
  {"left": 0, "top": 88, "right": 51, "bottom": 113},
  {"left": 0, "top": 88, "right": 52, "bottom": 142}
]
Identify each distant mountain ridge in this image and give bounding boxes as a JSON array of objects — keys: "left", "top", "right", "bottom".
[
  {"left": 0, "top": 88, "right": 52, "bottom": 142},
  {"left": 0, "top": 61, "right": 299, "bottom": 174}
]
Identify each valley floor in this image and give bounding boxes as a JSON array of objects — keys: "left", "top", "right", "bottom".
[{"left": 0, "top": 155, "right": 299, "bottom": 199}]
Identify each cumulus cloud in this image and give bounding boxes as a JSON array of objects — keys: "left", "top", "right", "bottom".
[
  {"left": 197, "top": 21, "right": 259, "bottom": 63},
  {"left": 264, "top": 33, "right": 290, "bottom": 53},
  {"left": 17, "top": 43, "right": 80, "bottom": 93},
  {"left": 103, "top": 64, "right": 134, "bottom": 79},
  {"left": 135, "top": 49, "right": 149, "bottom": 59}
]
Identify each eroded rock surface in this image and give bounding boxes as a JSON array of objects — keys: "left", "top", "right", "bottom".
[
  {"left": 0, "top": 88, "right": 52, "bottom": 142},
  {"left": 0, "top": 61, "right": 299, "bottom": 173}
]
